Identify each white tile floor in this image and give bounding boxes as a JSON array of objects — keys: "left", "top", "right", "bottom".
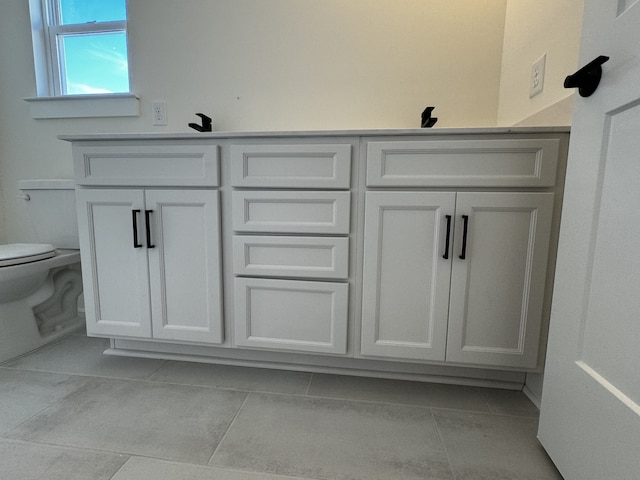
[{"left": 0, "top": 332, "right": 563, "bottom": 480}]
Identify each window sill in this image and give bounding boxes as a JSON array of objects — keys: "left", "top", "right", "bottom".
[{"left": 24, "top": 93, "right": 140, "bottom": 119}]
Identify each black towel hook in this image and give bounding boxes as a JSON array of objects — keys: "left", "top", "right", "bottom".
[{"left": 564, "top": 56, "right": 609, "bottom": 97}]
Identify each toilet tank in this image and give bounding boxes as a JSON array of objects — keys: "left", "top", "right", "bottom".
[{"left": 18, "top": 179, "right": 79, "bottom": 249}]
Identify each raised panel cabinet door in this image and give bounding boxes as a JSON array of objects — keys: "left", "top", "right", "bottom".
[
  {"left": 234, "top": 277, "right": 348, "bottom": 354},
  {"left": 75, "top": 188, "right": 151, "bottom": 338},
  {"left": 360, "top": 191, "right": 456, "bottom": 361},
  {"left": 446, "top": 192, "right": 554, "bottom": 368},
  {"left": 146, "top": 190, "right": 223, "bottom": 344}
]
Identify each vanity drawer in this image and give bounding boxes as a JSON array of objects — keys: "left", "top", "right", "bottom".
[
  {"left": 73, "top": 144, "right": 220, "bottom": 187},
  {"left": 231, "top": 144, "right": 351, "bottom": 188},
  {"left": 232, "top": 191, "right": 351, "bottom": 234},
  {"left": 233, "top": 235, "right": 349, "bottom": 279},
  {"left": 366, "top": 138, "right": 560, "bottom": 187},
  {"left": 234, "top": 277, "right": 348, "bottom": 354}
]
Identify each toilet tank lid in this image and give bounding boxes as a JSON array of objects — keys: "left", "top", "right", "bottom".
[
  {"left": 0, "top": 244, "right": 56, "bottom": 265},
  {"left": 18, "top": 179, "right": 74, "bottom": 190}
]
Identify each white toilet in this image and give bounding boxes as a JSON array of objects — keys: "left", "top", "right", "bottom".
[{"left": 0, "top": 180, "right": 83, "bottom": 363}]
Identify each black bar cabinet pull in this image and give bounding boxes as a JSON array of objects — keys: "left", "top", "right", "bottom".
[
  {"left": 132, "top": 210, "right": 142, "bottom": 248},
  {"left": 442, "top": 215, "right": 452, "bottom": 259},
  {"left": 459, "top": 215, "right": 469, "bottom": 260},
  {"left": 145, "top": 210, "right": 155, "bottom": 248}
]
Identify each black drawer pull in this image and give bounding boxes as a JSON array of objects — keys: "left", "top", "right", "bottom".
[
  {"left": 459, "top": 215, "right": 469, "bottom": 260},
  {"left": 443, "top": 214, "right": 452, "bottom": 259},
  {"left": 132, "top": 210, "right": 142, "bottom": 248},
  {"left": 145, "top": 210, "right": 155, "bottom": 248}
]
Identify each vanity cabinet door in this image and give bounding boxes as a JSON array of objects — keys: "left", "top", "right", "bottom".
[
  {"left": 234, "top": 277, "right": 348, "bottom": 354},
  {"left": 360, "top": 191, "right": 554, "bottom": 368},
  {"left": 76, "top": 188, "right": 151, "bottom": 338},
  {"left": 360, "top": 191, "right": 455, "bottom": 361},
  {"left": 146, "top": 189, "right": 223, "bottom": 344},
  {"left": 446, "top": 192, "right": 554, "bottom": 368}
]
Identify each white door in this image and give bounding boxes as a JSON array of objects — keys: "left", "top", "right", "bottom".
[
  {"left": 446, "top": 192, "right": 553, "bottom": 368},
  {"left": 360, "top": 191, "right": 455, "bottom": 361},
  {"left": 76, "top": 188, "right": 151, "bottom": 338},
  {"left": 146, "top": 189, "right": 224, "bottom": 344},
  {"left": 538, "top": 2, "right": 640, "bottom": 478}
]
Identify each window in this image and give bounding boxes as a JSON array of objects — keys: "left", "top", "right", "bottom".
[{"left": 29, "top": 0, "right": 130, "bottom": 97}]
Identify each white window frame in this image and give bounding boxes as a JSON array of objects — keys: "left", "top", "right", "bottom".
[{"left": 25, "top": 0, "right": 139, "bottom": 119}]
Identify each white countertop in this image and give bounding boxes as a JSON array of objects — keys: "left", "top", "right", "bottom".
[{"left": 59, "top": 126, "right": 570, "bottom": 142}]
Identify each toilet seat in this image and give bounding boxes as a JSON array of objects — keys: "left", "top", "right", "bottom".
[{"left": 0, "top": 244, "right": 57, "bottom": 267}]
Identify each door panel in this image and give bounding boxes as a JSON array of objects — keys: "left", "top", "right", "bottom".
[
  {"left": 146, "top": 190, "right": 223, "bottom": 344},
  {"left": 76, "top": 188, "right": 151, "bottom": 337},
  {"left": 360, "top": 191, "right": 455, "bottom": 361},
  {"left": 539, "top": 1, "right": 640, "bottom": 478},
  {"left": 447, "top": 192, "right": 553, "bottom": 368}
]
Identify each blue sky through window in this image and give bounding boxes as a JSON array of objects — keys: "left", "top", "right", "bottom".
[
  {"left": 60, "top": 0, "right": 126, "bottom": 24},
  {"left": 59, "top": 0, "right": 129, "bottom": 94}
]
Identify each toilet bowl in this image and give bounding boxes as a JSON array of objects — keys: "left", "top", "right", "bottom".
[{"left": 0, "top": 180, "right": 83, "bottom": 363}]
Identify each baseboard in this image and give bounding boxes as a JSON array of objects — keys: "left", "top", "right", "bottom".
[{"left": 103, "top": 345, "right": 526, "bottom": 391}]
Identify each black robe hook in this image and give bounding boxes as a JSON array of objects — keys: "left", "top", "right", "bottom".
[{"left": 564, "top": 56, "right": 609, "bottom": 98}]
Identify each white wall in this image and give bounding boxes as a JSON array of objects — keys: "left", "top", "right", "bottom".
[
  {"left": 497, "top": 0, "right": 584, "bottom": 126},
  {"left": 497, "top": 0, "right": 584, "bottom": 403},
  {"left": 0, "top": 0, "right": 508, "bottom": 244},
  {"left": 131, "top": 0, "right": 508, "bottom": 131}
]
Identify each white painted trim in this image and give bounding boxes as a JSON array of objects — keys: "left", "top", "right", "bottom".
[
  {"left": 58, "top": 127, "right": 571, "bottom": 142},
  {"left": 523, "top": 384, "right": 542, "bottom": 410},
  {"left": 24, "top": 93, "right": 139, "bottom": 119},
  {"left": 103, "top": 347, "right": 525, "bottom": 390}
]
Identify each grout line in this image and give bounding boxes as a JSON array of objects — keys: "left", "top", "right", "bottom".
[
  {"left": 0, "top": 366, "right": 168, "bottom": 384},
  {"left": 429, "top": 405, "right": 540, "bottom": 420},
  {"left": 304, "top": 372, "right": 314, "bottom": 395},
  {"left": 430, "top": 408, "right": 458, "bottom": 480},
  {"left": 2, "top": 436, "right": 139, "bottom": 464},
  {"left": 107, "top": 455, "right": 132, "bottom": 480},
  {"left": 0, "top": 377, "right": 90, "bottom": 439},
  {"left": 107, "top": 453, "right": 323, "bottom": 480},
  {"left": 0, "top": 437, "right": 133, "bottom": 466},
  {"left": 141, "top": 359, "right": 170, "bottom": 380},
  {"left": 2, "top": 362, "right": 538, "bottom": 418},
  {"left": 0, "top": 365, "right": 540, "bottom": 418},
  {"left": 0, "top": 334, "right": 72, "bottom": 368},
  {"left": 3, "top": 436, "right": 321, "bottom": 480},
  {"left": 476, "top": 386, "right": 496, "bottom": 414},
  {"left": 206, "top": 391, "right": 251, "bottom": 465}
]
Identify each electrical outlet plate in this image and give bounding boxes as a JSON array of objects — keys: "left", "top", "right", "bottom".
[
  {"left": 152, "top": 100, "right": 167, "bottom": 126},
  {"left": 530, "top": 54, "right": 546, "bottom": 98}
]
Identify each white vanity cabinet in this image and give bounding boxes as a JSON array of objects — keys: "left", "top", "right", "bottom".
[
  {"left": 360, "top": 137, "right": 559, "bottom": 368},
  {"left": 73, "top": 143, "right": 223, "bottom": 344},
  {"left": 230, "top": 142, "right": 352, "bottom": 354},
  {"left": 65, "top": 129, "right": 569, "bottom": 385}
]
